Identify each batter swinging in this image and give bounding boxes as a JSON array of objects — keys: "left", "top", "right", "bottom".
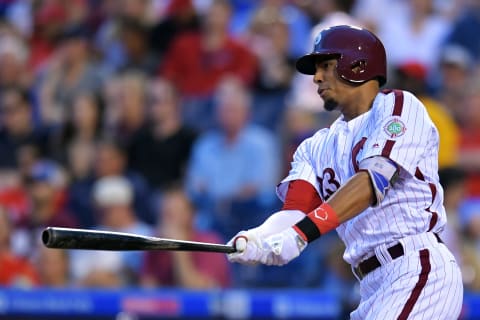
[{"left": 227, "top": 25, "right": 463, "bottom": 319}]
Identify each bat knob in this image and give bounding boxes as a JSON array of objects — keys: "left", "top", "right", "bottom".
[{"left": 233, "top": 235, "right": 248, "bottom": 252}]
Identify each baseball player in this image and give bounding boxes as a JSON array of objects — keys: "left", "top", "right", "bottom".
[{"left": 227, "top": 25, "right": 463, "bottom": 319}]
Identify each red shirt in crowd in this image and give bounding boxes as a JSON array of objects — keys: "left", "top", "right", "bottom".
[
  {"left": 142, "top": 231, "right": 231, "bottom": 288},
  {"left": 0, "top": 251, "right": 39, "bottom": 287},
  {"left": 160, "top": 32, "right": 257, "bottom": 96}
]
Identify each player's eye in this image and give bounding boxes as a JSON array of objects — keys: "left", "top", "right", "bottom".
[
  {"left": 316, "top": 62, "right": 329, "bottom": 70},
  {"left": 315, "top": 60, "right": 336, "bottom": 72},
  {"left": 323, "top": 61, "right": 336, "bottom": 70}
]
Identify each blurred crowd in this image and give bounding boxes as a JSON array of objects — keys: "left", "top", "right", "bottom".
[{"left": 0, "top": 0, "right": 479, "bottom": 313}]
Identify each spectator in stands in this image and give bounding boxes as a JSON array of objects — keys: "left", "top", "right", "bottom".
[
  {"left": 297, "top": 0, "right": 356, "bottom": 25},
  {"left": 128, "top": 78, "right": 197, "bottom": 192},
  {"left": 0, "top": 143, "right": 42, "bottom": 226},
  {"left": 38, "top": 23, "right": 103, "bottom": 125},
  {"left": 186, "top": 77, "right": 280, "bottom": 238},
  {"left": 392, "top": 61, "right": 460, "bottom": 168},
  {"left": 459, "top": 196, "right": 480, "bottom": 291},
  {"left": 445, "top": 0, "right": 480, "bottom": 63},
  {"left": 230, "top": 0, "right": 312, "bottom": 58},
  {"left": 160, "top": 0, "right": 257, "bottom": 130},
  {"left": 161, "top": 0, "right": 257, "bottom": 97},
  {"left": 71, "top": 249, "right": 124, "bottom": 288},
  {"left": 242, "top": 6, "right": 294, "bottom": 130},
  {"left": 93, "top": 0, "right": 127, "bottom": 75},
  {"left": 28, "top": 1, "right": 66, "bottom": 72},
  {"left": 0, "top": 205, "right": 39, "bottom": 287},
  {"left": 457, "top": 78, "right": 480, "bottom": 197},
  {"left": 95, "top": 140, "right": 153, "bottom": 223},
  {"left": 3, "top": 0, "right": 34, "bottom": 39},
  {"left": 23, "top": 161, "right": 71, "bottom": 228},
  {"left": 117, "top": 17, "right": 159, "bottom": 75},
  {"left": 0, "top": 86, "right": 51, "bottom": 169},
  {"left": 261, "top": 0, "right": 312, "bottom": 57},
  {"left": 149, "top": 0, "right": 200, "bottom": 59},
  {"left": 105, "top": 71, "right": 147, "bottom": 146},
  {"left": 140, "top": 186, "right": 230, "bottom": 288},
  {"left": 245, "top": 6, "right": 293, "bottom": 92},
  {"left": 62, "top": 139, "right": 96, "bottom": 229},
  {"left": 0, "top": 34, "right": 31, "bottom": 91},
  {"left": 35, "top": 246, "right": 71, "bottom": 287},
  {"left": 66, "top": 139, "right": 95, "bottom": 181},
  {"left": 12, "top": 160, "right": 76, "bottom": 258},
  {"left": 17, "top": 144, "right": 42, "bottom": 182},
  {"left": 359, "top": 0, "right": 452, "bottom": 72},
  {"left": 70, "top": 176, "right": 152, "bottom": 287},
  {"left": 63, "top": 0, "right": 90, "bottom": 29},
  {"left": 352, "top": 0, "right": 407, "bottom": 33},
  {"left": 93, "top": 176, "right": 152, "bottom": 274},
  {"left": 51, "top": 91, "right": 104, "bottom": 165},
  {"left": 67, "top": 138, "right": 153, "bottom": 227},
  {"left": 117, "top": 0, "right": 154, "bottom": 22},
  {"left": 93, "top": 0, "right": 156, "bottom": 75},
  {"left": 436, "top": 45, "right": 475, "bottom": 123}
]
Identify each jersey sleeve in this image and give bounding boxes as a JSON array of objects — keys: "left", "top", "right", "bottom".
[
  {"left": 276, "top": 132, "right": 325, "bottom": 202},
  {"left": 359, "top": 90, "right": 438, "bottom": 176}
]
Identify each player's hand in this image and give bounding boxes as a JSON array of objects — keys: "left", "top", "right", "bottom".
[
  {"left": 261, "top": 228, "right": 307, "bottom": 265},
  {"left": 227, "top": 228, "right": 307, "bottom": 266},
  {"left": 227, "top": 229, "right": 264, "bottom": 265}
]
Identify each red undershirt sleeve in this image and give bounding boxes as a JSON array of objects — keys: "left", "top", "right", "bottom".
[{"left": 282, "top": 180, "right": 323, "bottom": 214}]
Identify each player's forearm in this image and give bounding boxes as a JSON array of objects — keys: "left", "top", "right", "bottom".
[
  {"left": 250, "top": 209, "right": 306, "bottom": 237},
  {"left": 326, "top": 171, "right": 375, "bottom": 223},
  {"left": 250, "top": 174, "right": 373, "bottom": 239},
  {"left": 293, "top": 171, "right": 374, "bottom": 243}
]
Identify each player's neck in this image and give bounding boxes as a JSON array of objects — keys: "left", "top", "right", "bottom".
[{"left": 341, "top": 81, "right": 379, "bottom": 121}]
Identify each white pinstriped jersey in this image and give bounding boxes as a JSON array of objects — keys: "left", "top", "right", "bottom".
[{"left": 277, "top": 89, "right": 446, "bottom": 266}]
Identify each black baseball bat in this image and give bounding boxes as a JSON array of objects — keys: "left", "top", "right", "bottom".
[{"left": 42, "top": 227, "right": 237, "bottom": 254}]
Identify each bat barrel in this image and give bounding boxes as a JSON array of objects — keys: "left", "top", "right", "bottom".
[
  {"left": 42, "top": 227, "right": 147, "bottom": 250},
  {"left": 43, "top": 227, "right": 83, "bottom": 248},
  {"left": 42, "top": 227, "right": 97, "bottom": 249}
]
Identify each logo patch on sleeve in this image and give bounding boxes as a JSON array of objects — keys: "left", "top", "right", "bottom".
[{"left": 383, "top": 117, "right": 406, "bottom": 138}]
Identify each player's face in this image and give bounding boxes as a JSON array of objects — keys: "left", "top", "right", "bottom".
[{"left": 313, "top": 58, "right": 352, "bottom": 112}]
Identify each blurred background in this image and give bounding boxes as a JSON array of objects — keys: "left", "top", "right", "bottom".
[{"left": 0, "top": 0, "right": 479, "bottom": 319}]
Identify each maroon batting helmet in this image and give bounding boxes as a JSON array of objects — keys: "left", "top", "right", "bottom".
[{"left": 296, "top": 25, "right": 387, "bottom": 86}]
